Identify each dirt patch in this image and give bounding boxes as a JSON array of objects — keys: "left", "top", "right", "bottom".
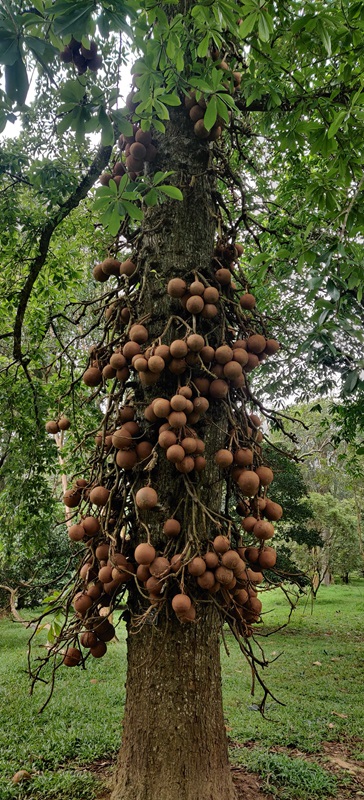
[{"left": 231, "top": 765, "right": 273, "bottom": 800}]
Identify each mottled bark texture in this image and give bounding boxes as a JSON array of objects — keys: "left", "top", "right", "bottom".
[{"left": 112, "top": 107, "right": 236, "bottom": 800}]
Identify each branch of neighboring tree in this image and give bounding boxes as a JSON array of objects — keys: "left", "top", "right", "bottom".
[
  {"left": 0, "top": 584, "right": 29, "bottom": 626},
  {"left": 12, "top": 142, "right": 112, "bottom": 364}
]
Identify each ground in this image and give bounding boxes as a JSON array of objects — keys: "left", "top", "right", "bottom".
[{"left": 1, "top": 579, "right": 363, "bottom": 800}]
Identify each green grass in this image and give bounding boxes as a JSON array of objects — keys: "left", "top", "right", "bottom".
[
  {"left": 232, "top": 749, "right": 339, "bottom": 799},
  {"left": 0, "top": 580, "right": 363, "bottom": 799}
]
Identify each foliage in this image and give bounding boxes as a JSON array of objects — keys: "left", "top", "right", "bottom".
[
  {"left": 292, "top": 491, "right": 363, "bottom": 582},
  {"left": 264, "top": 444, "right": 319, "bottom": 549},
  {"left": 0, "top": 0, "right": 364, "bottom": 407}
]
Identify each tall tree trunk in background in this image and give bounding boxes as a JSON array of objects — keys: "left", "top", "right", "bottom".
[{"left": 111, "top": 109, "right": 236, "bottom": 800}]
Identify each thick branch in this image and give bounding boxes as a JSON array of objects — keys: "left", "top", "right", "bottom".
[{"left": 13, "top": 142, "right": 112, "bottom": 362}]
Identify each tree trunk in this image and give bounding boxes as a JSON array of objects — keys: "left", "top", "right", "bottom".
[
  {"left": 322, "top": 570, "right": 333, "bottom": 586},
  {"left": 112, "top": 606, "right": 235, "bottom": 800},
  {"left": 341, "top": 572, "right": 349, "bottom": 584},
  {"left": 111, "top": 104, "right": 236, "bottom": 799}
]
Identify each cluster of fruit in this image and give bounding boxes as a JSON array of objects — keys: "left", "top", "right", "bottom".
[
  {"left": 62, "top": 529, "right": 277, "bottom": 666},
  {"left": 59, "top": 38, "right": 102, "bottom": 74},
  {"left": 185, "top": 54, "right": 242, "bottom": 141},
  {"left": 44, "top": 222, "right": 283, "bottom": 667}
]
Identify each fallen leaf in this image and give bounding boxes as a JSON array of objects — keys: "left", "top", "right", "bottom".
[
  {"left": 327, "top": 756, "right": 363, "bottom": 774},
  {"left": 312, "top": 661, "right": 322, "bottom": 666},
  {"left": 331, "top": 711, "right": 348, "bottom": 719},
  {"left": 12, "top": 771, "right": 32, "bottom": 784},
  {"left": 328, "top": 723, "right": 335, "bottom": 728},
  {"left": 331, "top": 657, "right": 340, "bottom": 662},
  {"left": 90, "top": 679, "right": 98, "bottom": 684}
]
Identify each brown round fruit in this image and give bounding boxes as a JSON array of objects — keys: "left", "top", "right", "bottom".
[
  {"left": 93, "top": 263, "right": 109, "bottom": 282},
  {"left": 239, "top": 293, "right": 256, "bottom": 310},
  {"left": 58, "top": 416, "right": 71, "bottom": 431},
  {"left": 167, "top": 278, "right": 187, "bottom": 298},
  {"left": 116, "top": 449, "right": 138, "bottom": 470},
  {"left": 170, "top": 339, "right": 188, "bottom": 358},
  {"left": 256, "top": 466, "right": 274, "bottom": 486},
  {"left": 265, "top": 338, "right": 280, "bottom": 355},
  {"left": 101, "top": 258, "right": 121, "bottom": 276},
  {"left": 82, "top": 516, "right": 100, "bottom": 536},
  {"left": 129, "top": 324, "right": 148, "bottom": 343},
  {"left": 89, "top": 486, "right": 110, "bottom": 507},
  {"left": 135, "top": 543, "right": 156, "bottom": 565},
  {"left": 68, "top": 524, "right": 85, "bottom": 542},
  {"left": 63, "top": 647, "right": 81, "bottom": 667},
  {"left": 223, "top": 361, "right": 242, "bottom": 380},
  {"left": 163, "top": 518, "right": 181, "bottom": 537},
  {"left": 172, "top": 594, "right": 191, "bottom": 614},
  {"left": 215, "top": 345, "right": 234, "bottom": 365},
  {"left": 215, "top": 268, "right": 231, "bottom": 285},
  {"left": 135, "top": 487, "right": 158, "bottom": 509},
  {"left": 209, "top": 379, "right": 229, "bottom": 399},
  {"left": 203, "top": 286, "right": 219, "bottom": 303},
  {"left": 45, "top": 420, "right": 59, "bottom": 434},
  {"left": 194, "top": 119, "right": 209, "bottom": 138},
  {"left": 188, "top": 557, "right": 206, "bottom": 577},
  {"left": 247, "top": 334, "right": 266, "bottom": 354},
  {"left": 90, "top": 641, "right": 107, "bottom": 658},
  {"left": 237, "top": 470, "right": 260, "bottom": 496},
  {"left": 264, "top": 500, "right": 283, "bottom": 521},
  {"left": 215, "top": 566, "right": 234, "bottom": 585},
  {"left": 168, "top": 411, "right": 187, "bottom": 429},
  {"left": 213, "top": 535, "right": 230, "bottom": 554},
  {"left": 253, "top": 520, "right": 275, "bottom": 541},
  {"left": 149, "top": 557, "right": 170, "bottom": 578},
  {"left": 152, "top": 398, "right": 171, "bottom": 419},
  {"left": 83, "top": 367, "right": 102, "bottom": 387},
  {"left": 215, "top": 449, "right": 233, "bottom": 468},
  {"left": 120, "top": 259, "right": 137, "bottom": 277},
  {"left": 63, "top": 489, "right": 81, "bottom": 508},
  {"left": 242, "top": 516, "right": 257, "bottom": 533}
]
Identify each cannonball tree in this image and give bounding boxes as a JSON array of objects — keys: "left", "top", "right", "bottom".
[{"left": 2, "top": 2, "right": 364, "bottom": 800}]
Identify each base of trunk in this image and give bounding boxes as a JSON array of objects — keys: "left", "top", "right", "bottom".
[{"left": 111, "top": 604, "right": 236, "bottom": 800}]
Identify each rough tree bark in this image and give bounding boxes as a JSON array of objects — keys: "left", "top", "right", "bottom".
[{"left": 111, "top": 109, "right": 236, "bottom": 800}]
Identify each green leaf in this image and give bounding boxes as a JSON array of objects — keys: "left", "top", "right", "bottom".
[
  {"left": 327, "top": 111, "right": 346, "bottom": 139},
  {"left": 52, "top": 1, "right": 95, "bottom": 38},
  {"left": 157, "top": 93, "right": 181, "bottom": 107},
  {"left": 204, "top": 96, "right": 217, "bottom": 132},
  {"left": 144, "top": 188, "right": 158, "bottom": 206},
  {"left": 318, "top": 21, "right": 331, "bottom": 56},
  {"left": 239, "top": 12, "right": 258, "bottom": 39},
  {"left": 216, "top": 96, "right": 229, "bottom": 124},
  {"left": 112, "top": 110, "right": 133, "bottom": 137},
  {"left": 0, "top": 33, "right": 20, "bottom": 66},
  {"left": 176, "top": 50, "right": 184, "bottom": 72},
  {"left": 153, "top": 99, "right": 170, "bottom": 120},
  {"left": 343, "top": 370, "right": 359, "bottom": 394},
  {"left": 60, "top": 79, "right": 86, "bottom": 104},
  {"left": 121, "top": 199, "right": 144, "bottom": 220},
  {"left": 153, "top": 119, "right": 166, "bottom": 134},
  {"left": 5, "top": 59, "right": 29, "bottom": 105},
  {"left": 258, "top": 11, "right": 272, "bottom": 42},
  {"left": 158, "top": 185, "right": 183, "bottom": 201},
  {"left": 99, "top": 107, "right": 114, "bottom": 146},
  {"left": 197, "top": 34, "right": 210, "bottom": 58}
]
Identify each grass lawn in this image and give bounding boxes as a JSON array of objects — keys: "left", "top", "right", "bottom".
[{"left": 0, "top": 579, "right": 363, "bottom": 799}]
